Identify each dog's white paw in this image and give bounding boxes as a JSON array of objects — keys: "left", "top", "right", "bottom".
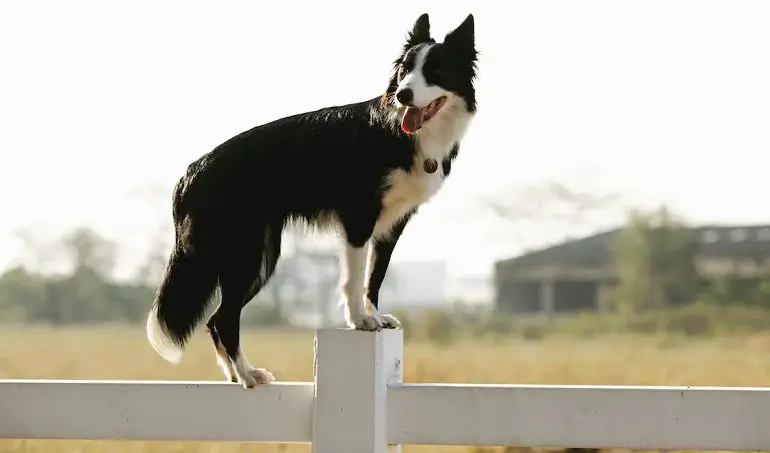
[
  {"left": 346, "top": 312, "right": 401, "bottom": 331},
  {"left": 236, "top": 367, "right": 275, "bottom": 389}
]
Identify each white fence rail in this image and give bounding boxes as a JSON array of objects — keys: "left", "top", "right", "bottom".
[{"left": 2, "top": 329, "right": 770, "bottom": 451}]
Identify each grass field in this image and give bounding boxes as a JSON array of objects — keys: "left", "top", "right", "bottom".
[{"left": 2, "top": 324, "right": 770, "bottom": 453}]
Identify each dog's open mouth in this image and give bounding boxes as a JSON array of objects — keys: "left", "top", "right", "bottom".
[{"left": 400, "top": 96, "right": 447, "bottom": 134}]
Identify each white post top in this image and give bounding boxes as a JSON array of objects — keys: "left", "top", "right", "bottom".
[{"left": 312, "top": 329, "right": 404, "bottom": 453}]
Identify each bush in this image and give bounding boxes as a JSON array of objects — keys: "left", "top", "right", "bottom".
[
  {"left": 469, "top": 311, "right": 515, "bottom": 338},
  {"left": 517, "top": 320, "right": 549, "bottom": 341},
  {"left": 418, "top": 309, "right": 459, "bottom": 345},
  {"left": 660, "top": 303, "right": 716, "bottom": 337},
  {"left": 393, "top": 302, "right": 770, "bottom": 344}
]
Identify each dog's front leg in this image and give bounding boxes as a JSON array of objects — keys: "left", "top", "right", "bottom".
[
  {"left": 365, "top": 210, "right": 414, "bottom": 313},
  {"left": 341, "top": 239, "right": 373, "bottom": 329},
  {"left": 342, "top": 212, "right": 413, "bottom": 330}
]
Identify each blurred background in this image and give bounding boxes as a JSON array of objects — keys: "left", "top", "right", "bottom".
[{"left": 1, "top": 0, "right": 769, "bottom": 452}]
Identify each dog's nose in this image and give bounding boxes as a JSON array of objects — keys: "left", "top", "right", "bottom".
[{"left": 396, "top": 88, "right": 413, "bottom": 105}]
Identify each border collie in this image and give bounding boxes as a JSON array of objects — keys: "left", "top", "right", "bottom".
[{"left": 146, "top": 13, "right": 478, "bottom": 388}]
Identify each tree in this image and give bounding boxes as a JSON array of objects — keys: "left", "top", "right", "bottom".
[
  {"left": 0, "top": 266, "right": 48, "bottom": 322},
  {"left": 60, "top": 227, "right": 117, "bottom": 278},
  {"left": 612, "top": 205, "right": 700, "bottom": 313},
  {"left": 0, "top": 225, "right": 153, "bottom": 323}
]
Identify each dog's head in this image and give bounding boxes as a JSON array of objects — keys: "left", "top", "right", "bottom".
[{"left": 384, "top": 13, "right": 478, "bottom": 134}]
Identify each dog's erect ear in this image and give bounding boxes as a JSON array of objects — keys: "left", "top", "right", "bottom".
[
  {"left": 444, "top": 14, "right": 475, "bottom": 54},
  {"left": 405, "top": 13, "right": 432, "bottom": 47}
]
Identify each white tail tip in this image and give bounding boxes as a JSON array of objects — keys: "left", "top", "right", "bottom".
[{"left": 146, "top": 305, "right": 183, "bottom": 365}]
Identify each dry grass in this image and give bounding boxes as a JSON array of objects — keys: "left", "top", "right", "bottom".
[{"left": 2, "top": 324, "right": 770, "bottom": 453}]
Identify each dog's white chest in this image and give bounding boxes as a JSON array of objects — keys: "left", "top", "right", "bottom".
[
  {"left": 373, "top": 164, "right": 444, "bottom": 238},
  {"left": 370, "top": 99, "right": 473, "bottom": 240}
]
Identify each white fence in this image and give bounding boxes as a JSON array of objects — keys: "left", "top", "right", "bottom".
[{"left": 2, "top": 329, "right": 770, "bottom": 452}]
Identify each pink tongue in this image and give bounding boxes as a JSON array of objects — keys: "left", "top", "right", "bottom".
[{"left": 401, "top": 107, "right": 423, "bottom": 133}]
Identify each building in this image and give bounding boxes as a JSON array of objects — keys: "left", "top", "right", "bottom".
[{"left": 494, "top": 224, "right": 770, "bottom": 315}]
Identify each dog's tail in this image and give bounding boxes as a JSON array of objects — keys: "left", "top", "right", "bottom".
[{"left": 146, "top": 244, "right": 219, "bottom": 364}]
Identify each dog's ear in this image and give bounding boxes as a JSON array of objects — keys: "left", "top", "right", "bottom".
[
  {"left": 386, "top": 13, "right": 433, "bottom": 101},
  {"left": 405, "top": 13, "right": 432, "bottom": 47},
  {"left": 444, "top": 14, "right": 475, "bottom": 55}
]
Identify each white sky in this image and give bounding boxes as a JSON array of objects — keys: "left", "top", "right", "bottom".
[{"left": 1, "top": 0, "right": 769, "bottom": 279}]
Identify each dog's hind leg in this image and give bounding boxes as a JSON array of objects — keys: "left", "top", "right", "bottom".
[
  {"left": 206, "top": 223, "right": 282, "bottom": 388},
  {"left": 205, "top": 313, "right": 238, "bottom": 383}
]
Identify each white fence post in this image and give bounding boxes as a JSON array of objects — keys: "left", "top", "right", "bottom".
[{"left": 312, "top": 328, "right": 403, "bottom": 453}]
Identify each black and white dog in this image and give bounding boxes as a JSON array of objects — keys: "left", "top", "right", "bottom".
[{"left": 146, "top": 13, "right": 478, "bottom": 388}]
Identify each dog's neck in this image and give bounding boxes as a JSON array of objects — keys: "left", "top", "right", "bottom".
[{"left": 415, "top": 96, "right": 474, "bottom": 162}]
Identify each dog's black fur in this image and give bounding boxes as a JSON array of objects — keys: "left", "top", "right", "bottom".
[{"left": 146, "top": 13, "right": 478, "bottom": 387}]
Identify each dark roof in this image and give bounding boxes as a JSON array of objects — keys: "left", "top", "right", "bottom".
[{"left": 497, "top": 224, "right": 770, "bottom": 271}]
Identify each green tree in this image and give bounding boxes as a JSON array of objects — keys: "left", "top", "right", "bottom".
[
  {"left": 0, "top": 226, "right": 156, "bottom": 324},
  {"left": 612, "top": 206, "right": 700, "bottom": 313},
  {"left": 60, "top": 227, "right": 117, "bottom": 278},
  {"left": 0, "top": 266, "right": 48, "bottom": 322}
]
